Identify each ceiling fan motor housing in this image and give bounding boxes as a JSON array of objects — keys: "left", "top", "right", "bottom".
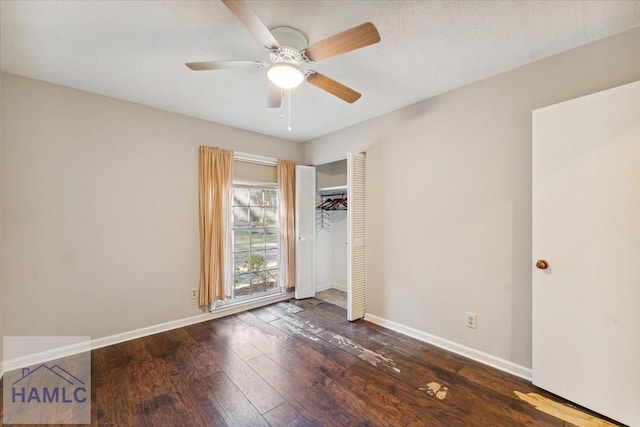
[
  {"left": 269, "top": 46, "right": 304, "bottom": 65},
  {"left": 269, "top": 27, "right": 309, "bottom": 65}
]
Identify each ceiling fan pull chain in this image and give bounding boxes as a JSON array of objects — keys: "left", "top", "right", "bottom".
[{"left": 287, "top": 90, "right": 292, "bottom": 132}]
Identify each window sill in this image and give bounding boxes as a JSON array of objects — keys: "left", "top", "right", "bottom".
[{"left": 209, "top": 291, "right": 294, "bottom": 317}]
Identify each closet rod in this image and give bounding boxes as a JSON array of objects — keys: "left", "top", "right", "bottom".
[{"left": 318, "top": 193, "right": 347, "bottom": 197}]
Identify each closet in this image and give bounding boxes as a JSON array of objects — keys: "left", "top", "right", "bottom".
[
  {"left": 315, "top": 160, "right": 348, "bottom": 295},
  {"left": 295, "top": 153, "right": 366, "bottom": 321}
]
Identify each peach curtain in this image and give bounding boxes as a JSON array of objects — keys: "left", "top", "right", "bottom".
[
  {"left": 277, "top": 160, "right": 296, "bottom": 290},
  {"left": 199, "top": 146, "right": 234, "bottom": 305}
]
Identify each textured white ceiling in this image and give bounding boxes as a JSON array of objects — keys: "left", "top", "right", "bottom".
[{"left": 2, "top": 0, "right": 640, "bottom": 142}]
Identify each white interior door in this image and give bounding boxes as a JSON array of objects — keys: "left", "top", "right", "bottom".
[
  {"left": 532, "top": 81, "right": 640, "bottom": 426},
  {"left": 347, "top": 153, "right": 366, "bottom": 321},
  {"left": 295, "top": 165, "right": 316, "bottom": 299}
]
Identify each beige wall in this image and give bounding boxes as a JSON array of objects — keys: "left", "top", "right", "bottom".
[
  {"left": 303, "top": 27, "right": 640, "bottom": 368},
  {"left": 0, "top": 73, "right": 302, "bottom": 341}
]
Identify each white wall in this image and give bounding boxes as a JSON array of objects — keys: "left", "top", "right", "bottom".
[
  {"left": 315, "top": 226, "right": 333, "bottom": 290},
  {"left": 316, "top": 160, "right": 347, "bottom": 189},
  {"left": 0, "top": 72, "right": 4, "bottom": 375},
  {"left": 1, "top": 73, "right": 302, "bottom": 341},
  {"left": 303, "top": 27, "right": 640, "bottom": 368},
  {"left": 315, "top": 211, "right": 348, "bottom": 292}
]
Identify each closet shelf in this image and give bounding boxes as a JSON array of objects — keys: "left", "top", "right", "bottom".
[{"left": 317, "top": 185, "right": 347, "bottom": 193}]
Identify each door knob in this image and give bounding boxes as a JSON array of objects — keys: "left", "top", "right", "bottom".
[{"left": 536, "top": 260, "right": 549, "bottom": 270}]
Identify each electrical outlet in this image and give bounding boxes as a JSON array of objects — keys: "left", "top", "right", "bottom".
[
  {"left": 465, "top": 312, "right": 477, "bottom": 329},
  {"left": 190, "top": 288, "right": 198, "bottom": 299}
]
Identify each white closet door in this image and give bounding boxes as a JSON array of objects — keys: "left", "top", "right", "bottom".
[
  {"left": 295, "top": 165, "right": 316, "bottom": 299},
  {"left": 532, "top": 80, "right": 640, "bottom": 426},
  {"left": 347, "top": 153, "right": 366, "bottom": 321}
]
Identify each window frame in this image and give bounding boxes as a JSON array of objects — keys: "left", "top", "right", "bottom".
[{"left": 230, "top": 183, "right": 281, "bottom": 302}]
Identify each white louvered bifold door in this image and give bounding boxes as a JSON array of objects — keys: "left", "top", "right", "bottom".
[
  {"left": 295, "top": 165, "right": 316, "bottom": 299},
  {"left": 347, "top": 153, "right": 366, "bottom": 321}
]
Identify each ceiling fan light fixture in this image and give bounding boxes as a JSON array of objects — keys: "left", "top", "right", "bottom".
[{"left": 267, "top": 63, "right": 304, "bottom": 89}]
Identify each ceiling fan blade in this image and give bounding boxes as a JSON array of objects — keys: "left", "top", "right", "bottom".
[
  {"left": 221, "top": 0, "right": 280, "bottom": 49},
  {"left": 307, "top": 72, "right": 361, "bottom": 103},
  {"left": 185, "top": 60, "right": 265, "bottom": 71},
  {"left": 304, "top": 22, "right": 380, "bottom": 62},
  {"left": 266, "top": 84, "right": 282, "bottom": 108}
]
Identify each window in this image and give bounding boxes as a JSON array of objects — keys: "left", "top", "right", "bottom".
[{"left": 231, "top": 185, "right": 279, "bottom": 299}]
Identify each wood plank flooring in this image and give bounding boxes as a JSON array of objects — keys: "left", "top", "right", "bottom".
[
  {"left": 1, "top": 298, "right": 622, "bottom": 426},
  {"left": 315, "top": 288, "right": 347, "bottom": 309}
]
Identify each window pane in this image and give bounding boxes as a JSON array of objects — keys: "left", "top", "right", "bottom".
[
  {"left": 234, "top": 273, "right": 251, "bottom": 294},
  {"left": 249, "top": 189, "right": 263, "bottom": 206},
  {"left": 250, "top": 207, "right": 264, "bottom": 227},
  {"left": 233, "top": 207, "right": 249, "bottom": 227},
  {"left": 234, "top": 251, "right": 250, "bottom": 274},
  {"left": 251, "top": 274, "right": 266, "bottom": 287},
  {"left": 249, "top": 253, "right": 266, "bottom": 275},
  {"left": 265, "top": 269, "right": 278, "bottom": 288},
  {"left": 266, "top": 249, "right": 278, "bottom": 269},
  {"left": 264, "top": 207, "right": 277, "bottom": 227},
  {"left": 233, "top": 188, "right": 249, "bottom": 206},
  {"left": 234, "top": 230, "right": 250, "bottom": 252},
  {"left": 265, "top": 230, "right": 278, "bottom": 249},
  {"left": 264, "top": 189, "right": 277, "bottom": 207},
  {"left": 247, "top": 253, "right": 266, "bottom": 287},
  {"left": 250, "top": 229, "right": 265, "bottom": 249},
  {"left": 239, "top": 252, "right": 263, "bottom": 275}
]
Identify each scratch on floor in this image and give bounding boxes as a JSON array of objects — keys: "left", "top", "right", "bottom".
[
  {"left": 276, "top": 302, "right": 304, "bottom": 314},
  {"left": 419, "top": 382, "right": 449, "bottom": 400},
  {"left": 284, "top": 315, "right": 325, "bottom": 334},
  {"left": 304, "top": 320, "right": 319, "bottom": 330},
  {"left": 266, "top": 305, "right": 325, "bottom": 334},
  {"left": 291, "top": 327, "right": 321, "bottom": 342},
  {"left": 327, "top": 333, "right": 401, "bottom": 374},
  {"left": 270, "top": 318, "right": 321, "bottom": 342},
  {"left": 514, "top": 391, "right": 618, "bottom": 427}
]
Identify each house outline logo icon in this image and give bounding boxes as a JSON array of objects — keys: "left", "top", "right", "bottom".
[{"left": 11, "top": 364, "right": 88, "bottom": 404}]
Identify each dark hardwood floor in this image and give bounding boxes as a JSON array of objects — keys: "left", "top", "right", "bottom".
[{"left": 1, "top": 298, "right": 619, "bottom": 426}]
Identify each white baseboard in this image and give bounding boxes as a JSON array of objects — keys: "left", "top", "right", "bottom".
[
  {"left": 364, "top": 313, "right": 532, "bottom": 381},
  {"left": 316, "top": 284, "right": 347, "bottom": 292},
  {"left": 315, "top": 283, "right": 333, "bottom": 292},
  {"left": 1, "top": 293, "right": 292, "bottom": 374}
]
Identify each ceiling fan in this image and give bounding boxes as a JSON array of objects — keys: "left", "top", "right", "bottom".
[{"left": 186, "top": 0, "right": 381, "bottom": 108}]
